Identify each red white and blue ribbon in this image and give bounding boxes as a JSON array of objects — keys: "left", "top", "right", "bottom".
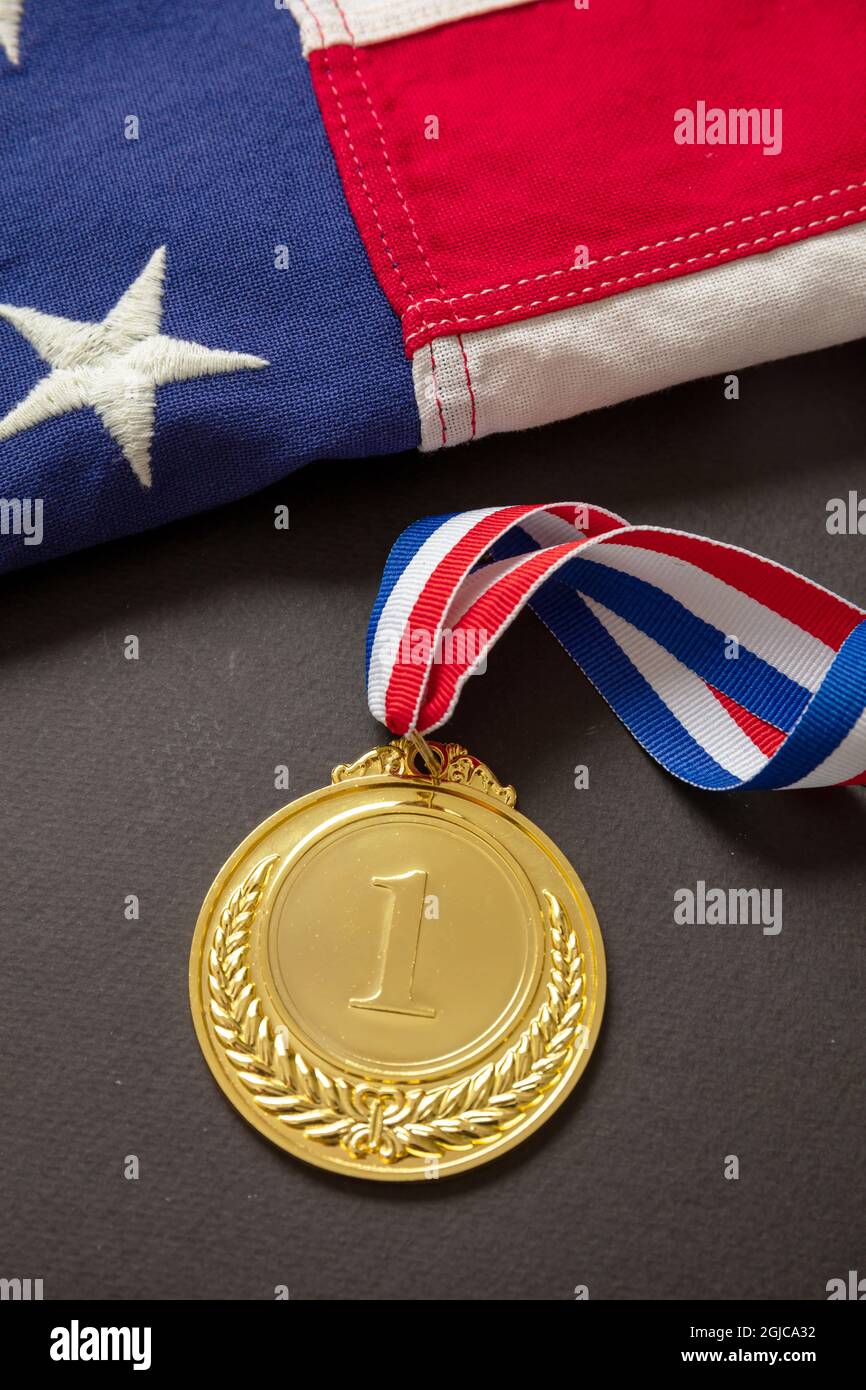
[{"left": 366, "top": 504, "right": 866, "bottom": 791}]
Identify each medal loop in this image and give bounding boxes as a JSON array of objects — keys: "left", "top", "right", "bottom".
[{"left": 409, "top": 728, "right": 441, "bottom": 783}]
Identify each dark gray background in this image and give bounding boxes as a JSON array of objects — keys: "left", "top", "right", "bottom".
[{"left": 2, "top": 341, "right": 865, "bottom": 1301}]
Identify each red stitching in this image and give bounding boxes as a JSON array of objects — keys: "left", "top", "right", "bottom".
[
  {"left": 428, "top": 339, "right": 448, "bottom": 446},
  {"left": 326, "top": 0, "right": 475, "bottom": 435},
  {"left": 302, "top": 3, "right": 862, "bottom": 445},
  {"left": 456, "top": 333, "right": 477, "bottom": 439},
  {"left": 297, "top": 0, "right": 450, "bottom": 434},
  {"left": 404, "top": 203, "right": 866, "bottom": 346}
]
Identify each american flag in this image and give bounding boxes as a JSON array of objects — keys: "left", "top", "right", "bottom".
[{"left": 2, "top": 0, "right": 865, "bottom": 573}]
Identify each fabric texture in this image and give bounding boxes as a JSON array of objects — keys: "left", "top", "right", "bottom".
[
  {"left": 4, "top": 1, "right": 866, "bottom": 573},
  {"left": 301, "top": 0, "right": 866, "bottom": 446},
  {"left": 307, "top": 0, "right": 866, "bottom": 350},
  {"left": 0, "top": 0, "right": 417, "bottom": 575},
  {"left": 288, "top": 0, "right": 526, "bottom": 54},
  {"left": 412, "top": 222, "right": 866, "bottom": 448}
]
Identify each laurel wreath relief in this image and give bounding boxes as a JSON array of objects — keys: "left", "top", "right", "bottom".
[{"left": 208, "top": 855, "right": 587, "bottom": 1164}]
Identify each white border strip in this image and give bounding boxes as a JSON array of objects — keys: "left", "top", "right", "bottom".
[
  {"left": 413, "top": 222, "right": 866, "bottom": 450},
  {"left": 287, "top": 0, "right": 528, "bottom": 55}
]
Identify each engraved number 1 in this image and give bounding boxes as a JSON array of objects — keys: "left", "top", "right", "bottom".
[{"left": 350, "top": 870, "right": 436, "bottom": 1018}]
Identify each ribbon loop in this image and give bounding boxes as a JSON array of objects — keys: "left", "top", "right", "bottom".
[{"left": 366, "top": 504, "right": 866, "bottom": 791}]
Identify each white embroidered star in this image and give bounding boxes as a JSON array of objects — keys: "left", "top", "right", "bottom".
[
  {"left": 0, "top": 246, "right": 269, "bottom": 486},
  {"left": 0, "top": 0, "right": 23, "bottom": 65}
]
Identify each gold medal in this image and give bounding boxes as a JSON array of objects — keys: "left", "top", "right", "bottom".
[{"left": 189, "top": 737, "right": 605, "bottom": 1180}]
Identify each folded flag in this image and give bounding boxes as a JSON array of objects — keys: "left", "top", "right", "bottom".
[
  {"left": 0, "top": 0, "right": 417, "bottom": 572},
  {"left": 292, "top": 0, "right": 866, "bottom": 449},
  {"left": 2, "top": 0, "right": 865, "bottom": 573}
]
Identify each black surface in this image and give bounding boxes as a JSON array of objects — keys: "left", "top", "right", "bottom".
[{"left": 2, "top": 341, "right": 865, "bottom": 1301}]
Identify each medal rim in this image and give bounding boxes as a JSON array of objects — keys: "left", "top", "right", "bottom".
[{"left": 189, "top": 766, "right": 606, "bottom": 1182}]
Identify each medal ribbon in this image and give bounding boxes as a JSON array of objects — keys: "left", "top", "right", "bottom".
[{"left": 366, "top": 504, "right": 866, "bottom": 790}]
